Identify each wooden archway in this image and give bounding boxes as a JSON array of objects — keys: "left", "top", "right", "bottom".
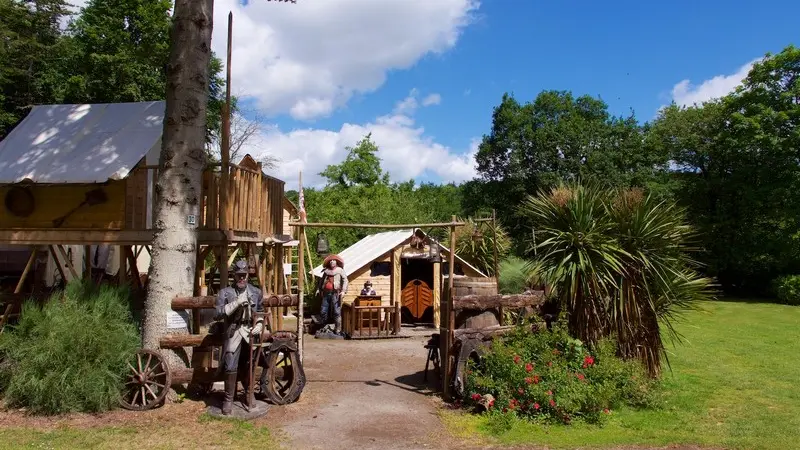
[{"left": 401, "top": 279, "right": 432, "bottom": 320}]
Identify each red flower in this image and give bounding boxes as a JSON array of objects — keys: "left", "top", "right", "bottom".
[
  {"left": 525, "top": 363, "right": 534, "bottom": 372},
  {"left": 583, "top": 355, "right": 595, "bottom": 366},
  {"left": 510, "top": 399, "right": 519, "bottom": 409},
  {"left": 549, "top": 399, "right": 556, "bottom": 407},
  {"left": 534, "top": 375, "right": 540, "bottom": 384},
  {"left": 577, "top": 373, "right": 585, "bottom": 380},
  {"left": 603, "top": 408, "right": 610, "bottom": 414},
  {"left": 533, "top": 402, "right": 540, "bottom": 410},
  {"left": 547, "top": 390, "right": 553, "bottom": 396},
  {"left": 524, "top": 377, "right": 533, "bottom": 384},
  {"left": 471, "top": 393, "right": 481, "bottom": 401},
  {"left": 518, "top": 388, "right": 524, "bottom": 395},
  {"left": 488, "top": 399, "right": 495, "bottom": 408},
  {"left": 547, "top": 361, "right": 553, "bottom": 367},
  {"left": 513, "top": 354, "right": 521, "bottom": 364}
]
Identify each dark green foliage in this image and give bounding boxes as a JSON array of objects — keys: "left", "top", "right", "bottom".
[
  {"left": 520, "top": 183, "right": 715, "bottom": 376},
  {"left": 0, "top": 281, "right": 141, "bottom": 415},
  {"left": 771, "top": 275, "right": 800, "bottom": 306},
  {"left": 464, "top": 321, "right": 660, "bottom": 426}
]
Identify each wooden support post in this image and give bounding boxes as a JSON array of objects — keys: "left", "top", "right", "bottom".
[
  {"left": 48, "top": 245, "right": 67, "bottom": 285},
  {"left": 219, "top": 244, "right": 229, "bottom": 289},
  {"left": 83, "top": 245, "right": 91, "bottom": 280},
  {"left": 297, "top": 224, "right": 305, "bottom": 363},
  {"left": 443, "top": 215, "right": 457, "bottom": 400}
]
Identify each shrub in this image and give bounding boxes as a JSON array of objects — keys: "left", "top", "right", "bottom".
[
  {"left": 0, "top": 281, "right": 140, "bottom": 414},
  {"left": 463, "top": 320, "right": 660, "bottom": 425},
  {"left": 772, "top": 275, "right": 800, "bottom": 305}
]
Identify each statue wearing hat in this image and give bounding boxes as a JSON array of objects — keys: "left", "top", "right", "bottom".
[
  {"left": 214, "top": 259, "right": 265, "bottom": 415},
  {"left": 316, "top": 254, "right": 348, "bottom": 335}
]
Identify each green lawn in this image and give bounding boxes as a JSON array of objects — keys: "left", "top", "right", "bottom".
[{"left": 441, "top": 300, "right": 800, "bottom": 449}]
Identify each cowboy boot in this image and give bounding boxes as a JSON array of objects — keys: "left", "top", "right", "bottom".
[
  {"left": 334, "top": 316, "right": 342, "bottom": 335},
  {"left": 222, "top": 371, "right": 237, "bottom": 415}
]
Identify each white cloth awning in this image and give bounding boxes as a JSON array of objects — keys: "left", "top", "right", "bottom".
[{"left": 0, "top": 101, "right": 165, "bottom": 184}]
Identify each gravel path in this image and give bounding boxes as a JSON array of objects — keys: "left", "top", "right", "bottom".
[{"left": 266, "top": 330, "right": 453, "bottom": 450}]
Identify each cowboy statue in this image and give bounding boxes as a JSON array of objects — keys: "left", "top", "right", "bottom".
[
  {"left": 214, "top": 259, "right": 265, "bottom": 415},
  {"left": 360, "top": 280, "right": 377, "bottom": 296},
  {"left": 316, "top": 254, "right": 348, "bottom": 335}
]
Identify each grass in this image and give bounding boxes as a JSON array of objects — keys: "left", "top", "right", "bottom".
[
  {"left": 441, "top": 300, "right": 800, "bottom": 449},
  {"left": 0, "top": 412, "right": 281, "bottom": 450}
]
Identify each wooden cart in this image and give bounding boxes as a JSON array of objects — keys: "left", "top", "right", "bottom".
[{"left": 119, "top": 293, "right": 305, "bottom": 411}]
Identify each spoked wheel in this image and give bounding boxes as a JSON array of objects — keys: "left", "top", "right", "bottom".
[
  {"left": 259, "top": 335, "right": 306, "bottom": 405},
  {"left": 120, "top": 349, "right": 171, "bottom": 411}
]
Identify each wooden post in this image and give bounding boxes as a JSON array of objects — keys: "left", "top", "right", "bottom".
[
  {"left": 492, "top": 208, "right": 499, "bottom": 279},
  {"left": 296, "top": 171, "right": 305, "bottom": 362},
  {"left": 83, "top": 245, "right": 91, "bottom": 280},
  {"left": 219, "top": 11, "right": 233, "bottom": 231},
  {"left": 443, "top": 215, "right": 457, "bottom": 399}
]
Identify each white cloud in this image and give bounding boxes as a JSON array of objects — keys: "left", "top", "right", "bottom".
[
  {"left": 422, "top": 93, "right": 442, "bottom": 106},
  {"left": 251, "top": 95, "right": 478, "bottom": 189},
  {"left": 211, "top": 0, "right": 479, "bottom": 120},
  {"left": 669, "top": 58, "right": 759, "bottom": 107}
]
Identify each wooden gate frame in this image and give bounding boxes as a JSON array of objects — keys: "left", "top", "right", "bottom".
[{"left": 289, "top": 216, "right": 470, "bottom": 399}]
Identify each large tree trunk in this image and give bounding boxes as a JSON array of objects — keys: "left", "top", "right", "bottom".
[{"left": 143, "top": 0, "right": 214, "bottom": 367}]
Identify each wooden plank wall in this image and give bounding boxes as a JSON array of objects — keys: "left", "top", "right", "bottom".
[
  {"left": 342, "top": 252, "right": 392, "bottom": 305},
  {"left": 124, "top": 162, "right": 148, "bottom": 229}
]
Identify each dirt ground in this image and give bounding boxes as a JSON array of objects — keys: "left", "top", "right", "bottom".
[
  {"left": 267, "top": 329, "right": 453, "bottom": 450},
  {"left": 0, "top": 328, "right": 722, "bottom": 450}
]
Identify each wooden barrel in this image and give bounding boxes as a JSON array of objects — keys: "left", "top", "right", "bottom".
[
  {"left": 451, "top": 277, "right": 498, "bottom": 297},
  {"left": 442, "top": 277, "right": 501, "bottom": 329}
]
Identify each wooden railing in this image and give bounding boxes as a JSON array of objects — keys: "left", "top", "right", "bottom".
[
  {"left": 126, "top": 163, "right": 284, "bottom": 236},
  {"left": 342, "top": 302, "right": 401, "bottom": 338}
]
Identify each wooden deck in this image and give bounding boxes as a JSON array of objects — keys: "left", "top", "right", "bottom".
[{"left": 0, "top": 228, "right": 264, "bottom": 245}]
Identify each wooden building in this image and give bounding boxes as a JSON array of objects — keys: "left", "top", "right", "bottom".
[
  {"left": 0, "top": 102, "right": 288, "bottom": 327},
  {"left": 310, "top": 228, "right": 486, "bottom": 327}
]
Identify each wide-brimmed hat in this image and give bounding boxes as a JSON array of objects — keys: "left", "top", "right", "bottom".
[
  {"left": 323, "top": 254, "right": 344, "bottom": 268},
  {"left": 232, "top": 259, "right": 249, "bottom": 274}
]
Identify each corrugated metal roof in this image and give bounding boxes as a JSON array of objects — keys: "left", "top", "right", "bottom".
[
  {"left": 0, "top": 101, "right": 164, "bottom": 184},
  {"left": 311, "top": 229, "right": 412, "bottom": 278},
  {"left": 310, "top": 229, "right": 487, "bottom": 278}
]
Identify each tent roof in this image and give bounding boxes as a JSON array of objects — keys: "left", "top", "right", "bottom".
[
  {"left": 310, "top": 229, "right": 487, "bottom": 278},
  {"left": 0, "top": 101, "right": 164, "bottom": 184}
]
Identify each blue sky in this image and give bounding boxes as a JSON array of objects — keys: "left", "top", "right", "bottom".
[{"left": 209, "top": 0, "right": 799, "bottom": 188}]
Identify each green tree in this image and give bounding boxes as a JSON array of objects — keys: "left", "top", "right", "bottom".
[
  {"left": 469, "top": 91, "right": 669, "bottom": 253},
  {"left": 320, "top": 133, "right": 390, "bottom": 187},
  {"left": 0, "top": 0, "right": 72, "bottom": 137},
  {"left": 61, "top": 0, "right": 172, "bottom": 103},
  {"left": 648, "top": 45, "right": 800, "bottom": 294}
]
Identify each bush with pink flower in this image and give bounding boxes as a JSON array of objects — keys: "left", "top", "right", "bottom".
[{"left": 463, "top": 321, "right": 660, "bottom": 425}]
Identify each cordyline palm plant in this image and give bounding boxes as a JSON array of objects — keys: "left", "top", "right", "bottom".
[
  {"left": 453, "top": 217, "right": 511, "bottom": 277},
  {"left": 519, "top": 184, "right": 627, "bottom": 346},
  {"left": 520, "top": 183, "right": 715, "bottom": 377}
]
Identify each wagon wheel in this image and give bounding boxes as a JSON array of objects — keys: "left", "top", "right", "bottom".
[
  {"left": 452, "top": 338, "right": 487, "bottom": 398},
  {"left": 260, "top": 340, "right": 306, "bottom": 405},
  {"left": 120, "top": 349, "right": 171, "bottom": 411}
]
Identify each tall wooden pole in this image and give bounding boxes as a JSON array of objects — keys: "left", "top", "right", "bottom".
[
  {"left": 296, "top": 171, "right": 305, "bottom": 362},
  {"left": 492, "top": 208, "right": 499, "bottom": 279},
  {"left": 443, "top": 214, "right": 457, "bottom": 400},
  {"left": 219, "top": 11, "right": 232, "bottom": 232}
]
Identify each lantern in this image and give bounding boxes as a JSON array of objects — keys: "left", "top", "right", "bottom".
[
  {"left": 429, "top": 238, "right": 441, "bottom": 263},
  {"left": 315, "top": 232, "right": 330, "bottom": 256},
  {"left": 471, "top": 226, "right": 483, "bottom": 243}
]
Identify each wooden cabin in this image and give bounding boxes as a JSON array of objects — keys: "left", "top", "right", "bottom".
[
  {"left": 0, "top": 102, "right": 287, "bottom": 326},
  {"left": 310, "top": 229, "right": 487, "bottom": 328}
]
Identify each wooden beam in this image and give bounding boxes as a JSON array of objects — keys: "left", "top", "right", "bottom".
[
  {"left": 172, "top": 294, "right": 299, "bottom": 310},
  {"left": 48, "top": 245, "right": 68, "bottom": 283},
  {"left": 14, "top": 248, "right": 37, "bottom": 294},
  {"left": 289, "top": 221, "right": 465, "bottom": 229},
  {"left": 453, "top": 292, "right": 545, "bottom": 310},
  {"left": 453, "top": 325, "right": 515, "bottom": 340},
  {"left": 159, "top": 333, "right": 226, "bottom": 348}
]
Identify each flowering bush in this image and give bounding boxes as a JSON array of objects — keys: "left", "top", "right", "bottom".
[{"left": 463, "top": 321, "right": 660, "bottom": 424}]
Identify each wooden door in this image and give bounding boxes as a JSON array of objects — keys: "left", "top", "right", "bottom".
[{"left": 401, "top": 279, "right": 432, "bottom": 320}]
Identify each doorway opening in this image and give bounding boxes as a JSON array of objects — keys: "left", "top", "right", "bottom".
[{"left": 400, "top": 257, "right": 434, "bottom": 324}]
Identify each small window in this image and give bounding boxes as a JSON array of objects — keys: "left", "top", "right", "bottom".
[
  {"left": 370, "top": 262, "right": 391, "bottom": 276},
  {"left": 441, "top": 262, "right": 465, "bottom": 276}
]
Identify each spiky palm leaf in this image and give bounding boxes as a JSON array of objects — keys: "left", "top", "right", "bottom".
[
  {"left": 453, "top": 218, "right": 511, "bottom": 276},
  {"left": 519, "top": 183, "right": 628, "bottom": 345}
]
